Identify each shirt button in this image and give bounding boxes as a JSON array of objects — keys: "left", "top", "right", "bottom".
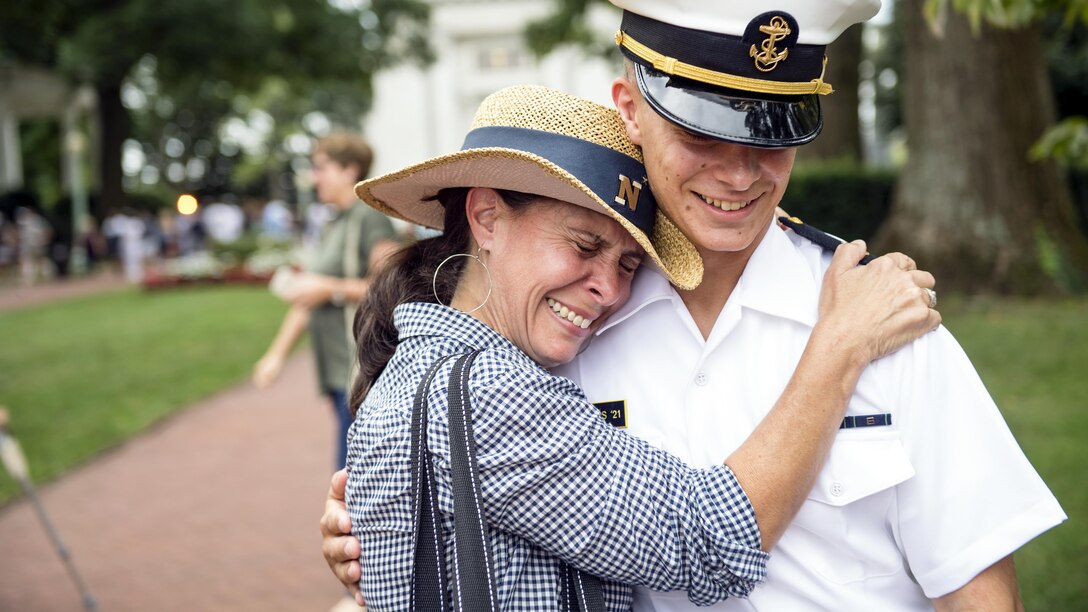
[
  {"left": 830, "top": 482, "right": 844, "bottom": 497},
  {"left": 694, "top": 372, "right": 708, "bottom": 386}
]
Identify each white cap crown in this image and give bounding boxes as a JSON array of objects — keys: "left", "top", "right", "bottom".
[{"left": 611, "top": 0, "right": 880, "bottom": 44}]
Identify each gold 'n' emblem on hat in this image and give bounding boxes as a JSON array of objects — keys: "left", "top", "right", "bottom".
[
  {"left": 749, "top": 16, "right": 792, "bottom": 72},
  {"left": 614, "top": 174, "right": 644, "bottom": 211}
]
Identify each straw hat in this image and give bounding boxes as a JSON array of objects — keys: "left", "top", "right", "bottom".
[{"left": 355, "top": 85, "right": 703, "bottom": 290}]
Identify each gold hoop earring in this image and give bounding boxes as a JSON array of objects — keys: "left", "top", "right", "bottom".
[{"left": 432, "top": 247, "right": 493, "bottom": 314}]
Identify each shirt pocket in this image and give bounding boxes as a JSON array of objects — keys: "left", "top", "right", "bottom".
[{"left": 789, "top": 430, "right": 915, "bottom": 584}]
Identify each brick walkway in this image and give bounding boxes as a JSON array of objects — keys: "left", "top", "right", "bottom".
[{"left": 0, "top": 353, "right": 353, "bottom": 611}]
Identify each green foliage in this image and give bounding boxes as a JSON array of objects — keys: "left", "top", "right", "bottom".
[
  {"left": 525, "top": 0, "right": 614, "bottom": 58},
  {"left": 0, "top": 286, "right": 290, "bottom": 505},
  {"left": 1035, "top": 224, "right": 1086, "bottom": 291},
  {"left": 0, "top": 0, "right": 434, "bottom": 201},
  {"left": 1031, "top": 117, "right": 1088, "bottom": 167},
  {"left": 922, "top": 0, "right": 1088, "bottom": 32},
  {"left": 126, "top": 190, "right": 170, "bottom": 212},
  {"left": 779, "top": 162, "right": 896, "bottom": 241},
  {"left": 1046, "top": 18, "right": 1088, "bottom": 119},
  {"left": 1070, "top": 0, "right": 1088, "bottom": 23},
  {"left": 18, "top": 120, "right": 64, "bottom": 211},
  {"left": 208, "top": 232, "right": 293, "bottom": 265},
  {"left": 923, "top": 0, "right": 1039, "bottom": 32},
  {"left": 2, "top": 0, "right": 433, "bottom": 91}
]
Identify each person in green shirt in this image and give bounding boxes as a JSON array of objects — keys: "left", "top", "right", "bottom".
[{"left": 253, "top": 131, "right": 398, "bottom": 469}]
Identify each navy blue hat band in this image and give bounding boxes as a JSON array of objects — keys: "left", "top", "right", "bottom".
[{"left": 461, "top": 126, "right": 657, "bottom": 235}]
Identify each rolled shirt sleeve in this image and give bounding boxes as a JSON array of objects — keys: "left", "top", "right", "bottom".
[{"left": 428, "top": 348, "right": 769, "bottom": 604}]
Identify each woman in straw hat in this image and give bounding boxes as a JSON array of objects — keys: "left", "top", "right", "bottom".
[{"left": 343, "top": 85, "right": 937, "bottom": 610}]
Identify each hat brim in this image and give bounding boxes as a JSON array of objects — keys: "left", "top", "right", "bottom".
[
  {"left": 634, "top": 63, "right": 823, "bottom": 148},
  {"left": 356, "top": 148, "right": 703, "bottom": 290}
]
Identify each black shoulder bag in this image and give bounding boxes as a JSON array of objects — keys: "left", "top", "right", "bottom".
[{"left": 409, "top": 351, "right": 605, "bottom": 611}]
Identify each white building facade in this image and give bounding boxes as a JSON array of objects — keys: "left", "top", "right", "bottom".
[{"left": 364, "top": 0, "right": 622, "bottom": 177}]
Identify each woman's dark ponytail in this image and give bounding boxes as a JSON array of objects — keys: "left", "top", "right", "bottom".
[{"left": 349, "top": 189, "right": 471, "bottom": 412}]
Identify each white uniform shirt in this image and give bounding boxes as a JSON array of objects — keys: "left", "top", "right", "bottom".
[{"left": 554, "top": 225, "right": 1066, "bottom": 611}]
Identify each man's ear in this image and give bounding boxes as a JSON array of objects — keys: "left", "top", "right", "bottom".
[
  {"left": 611, "top": 76, "right": 643, "bottom": 146},
  {"left": 464, "top": 187, "right": 502, "bottom": 251}
]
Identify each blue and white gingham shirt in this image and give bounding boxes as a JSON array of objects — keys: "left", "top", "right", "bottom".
[{"left": 345, "top": 302, "right": 768, "bottom": 611}]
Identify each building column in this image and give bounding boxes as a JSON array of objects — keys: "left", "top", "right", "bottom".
[
  {"left": 64, "top": 100, "right": 91, "bottom": 275},
  {"left": 0, "top": 97, "right": 24, "bottom": 192}
]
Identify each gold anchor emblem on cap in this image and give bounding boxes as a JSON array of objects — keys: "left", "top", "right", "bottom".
[{"left": 749, "top": 16, "right": 791, "bottom": 72}]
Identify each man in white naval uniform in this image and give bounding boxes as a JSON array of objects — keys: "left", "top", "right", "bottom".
[
  {"left": 553, "top": 229, "right": 1065, "bottom": 610},
  {"left": 321, "top": 1, "right": 1066, "bottom": 609},
  {"left": 548, "top": 1, "right": 1065, "bottom": 609}
]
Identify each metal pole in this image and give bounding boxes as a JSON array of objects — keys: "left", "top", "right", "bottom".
[
  {"left": 64, "top": 103, "right": 90, "bottom": 277},
  {"left": 0, "top": 411, "right": 98, "bottom": 611}
]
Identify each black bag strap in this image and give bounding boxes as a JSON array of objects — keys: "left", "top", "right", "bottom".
[
  {"left": 410, "top": 355, "right": 455, "bottom": 611},
  {"left": 411, "top": 351, "right": 604, "bottom": 612},
  {"left": 445, "top": 351, "right": 501, "bottom": 611},
  {"left": 566, "top": 565, "right": 606, "bottom": 612}
]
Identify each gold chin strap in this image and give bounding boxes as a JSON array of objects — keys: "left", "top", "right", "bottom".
[{"left": 615, "top": 30, "right": 834, "bottom": 96}]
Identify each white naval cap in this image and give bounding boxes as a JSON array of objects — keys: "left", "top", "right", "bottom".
[{"left": 610, "top": 0, "right": 882, "bottom": 147}]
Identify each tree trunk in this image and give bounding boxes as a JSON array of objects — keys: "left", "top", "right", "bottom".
[
  {"left": 874, "top": 2, "right": 1088, "bottom": 294},
  {"left": 796, "top": 24, "right": 863, "bottom": 164},
  {"left": 96, "top": 81, "right": 128, "bottom": 218}
]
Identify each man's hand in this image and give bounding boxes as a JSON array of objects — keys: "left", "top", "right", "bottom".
[{"left": 321, "top": 469, "right": 363, "bottom": 606}]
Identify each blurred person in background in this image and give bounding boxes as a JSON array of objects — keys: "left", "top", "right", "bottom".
[
  {"left": 304, "top": 200, "right": 335, "bottom": 250},
  {"left": 158, "top": 208, "right": 179, "bottom": 259},
  {"left": 117, "top": 208, "right": 146, "bottom": 283},
  {"left": 0, "top": 211, "right": 16, "bottom": 271},
  {"left": 16, "top": 205, "right": 52, "bottom": 286},
  {"left": 202, "top": 197, "right": 246, "bottom": 244},
  {"left": 102, "top": 207, "right": 126, "bottom": 270},
  {"left": 259, "top": 198, "right": 295, "bottom": 241},
  {"left": 77, "top": 213, "right": 108, "bottom": 270},
  {"left": 252, "top": 130, "right": 399, "bottom": 472}
]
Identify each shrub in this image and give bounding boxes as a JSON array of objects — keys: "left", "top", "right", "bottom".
[{"left": 780, "top": 162, "right": 897, "bottom": 242}]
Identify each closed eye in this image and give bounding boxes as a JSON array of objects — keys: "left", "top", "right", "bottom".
[{"left": 619, "top": 254, "right": 642, "bottom": 275}]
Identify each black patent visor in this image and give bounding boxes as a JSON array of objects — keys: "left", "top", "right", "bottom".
[{"left": 635, "top": 63, "right": 823, "bottom": 148}]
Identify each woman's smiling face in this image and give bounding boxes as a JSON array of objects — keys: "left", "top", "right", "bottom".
[{"left": 471, "top": 192, "right": 645, "bottom": 369}]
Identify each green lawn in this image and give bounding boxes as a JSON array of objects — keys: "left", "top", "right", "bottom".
[
  {"left": 0, "top": 288, "right": 1083, "bottom": 607},
  {"left": 940, "top": 297, "right": 1087, "bottom": 610},
  {"left": 0, "top": 285, "right": 289, "bottom": 505}
]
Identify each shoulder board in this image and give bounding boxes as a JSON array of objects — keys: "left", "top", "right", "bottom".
[{"left": 777, "top": 216, "right": 872, "bottom": 265}]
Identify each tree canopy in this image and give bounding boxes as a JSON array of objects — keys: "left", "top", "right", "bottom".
[{"left": 1, "top": 0, "right": 433, "bottom": 211}]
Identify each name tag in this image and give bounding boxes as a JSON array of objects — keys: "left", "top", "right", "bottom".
[
  {"left": 840, "top": 413, "right": 892, "bottom": 429},
  {"left": 593, "top": 400, "right": 627, "bottom": 428}
]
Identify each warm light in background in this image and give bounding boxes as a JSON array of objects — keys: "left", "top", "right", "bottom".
[{"left": 177, "top": 194, "right": 198, "bottom": 215}]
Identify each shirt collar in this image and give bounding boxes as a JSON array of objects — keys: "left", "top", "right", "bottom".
[
  {"left": 730, "top": 224, "right": 820, "bottom": 328},
  {"left": 394, "top": 301, "right": 523, "bottom": 352},
  {"left": 596, "top": 223, "right": 821, "bottom": 335},
  {"left": 595, "top": 261, "right": 678, "bottom": 336}
]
